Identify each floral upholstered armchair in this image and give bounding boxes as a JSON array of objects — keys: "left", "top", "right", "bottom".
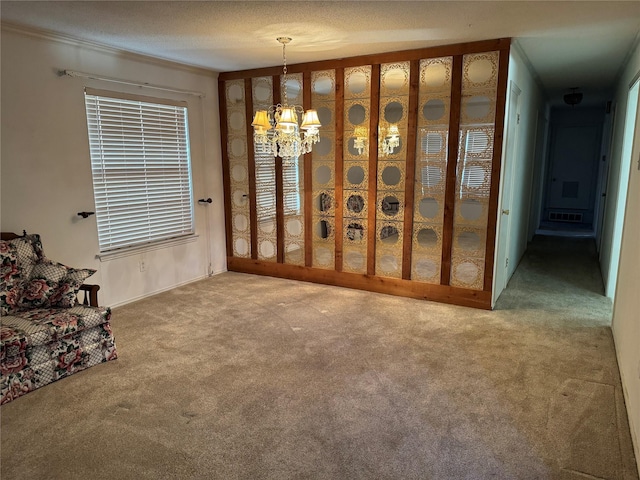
[{"left": 0, "top": 231, "right": 117, "bottom": 404}]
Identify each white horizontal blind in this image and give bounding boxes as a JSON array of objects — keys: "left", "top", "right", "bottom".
[
  {"left": 255, "top": 156, "right": 301, "bottom": 221},
  {"left": 255, "top": 152, "right": 276, "bottom": 222},
  {"left": 461, "top": 128, "right": 491, "bottom": 197},
  {"left": 282, "top": 158, "right": 301, "bottom": 215},
  {"left": 85, "top": 90, "right": 194, "bottom": 252}
]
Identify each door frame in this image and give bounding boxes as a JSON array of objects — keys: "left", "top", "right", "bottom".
[{"left": 604, "top": 74, "right": 640, "bottom": 298}]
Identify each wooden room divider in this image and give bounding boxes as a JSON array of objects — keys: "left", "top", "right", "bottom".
[{"left": 218, "top": 38, "right": 510, "bottom": 309}]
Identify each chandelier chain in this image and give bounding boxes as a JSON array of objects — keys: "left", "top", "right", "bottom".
[{"left": 282, "top": 41, "right": 288, "bottom": 105}]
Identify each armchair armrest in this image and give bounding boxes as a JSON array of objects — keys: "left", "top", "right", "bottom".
[
  {"left": 78, "top": 284, "right": 100, "bottom": 307},
  {"left": 1, "top": 231, "right": 22, "bottom": 240}
]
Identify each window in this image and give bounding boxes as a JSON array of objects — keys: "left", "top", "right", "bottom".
[{"left": 84, "top": 88, "right": 194, "bottom": 253}]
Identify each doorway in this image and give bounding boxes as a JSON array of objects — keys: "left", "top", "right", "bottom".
[{"left": 540, "top": 107, "right": 604, "bottom": 236}]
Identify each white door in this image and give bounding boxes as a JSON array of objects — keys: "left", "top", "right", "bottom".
[
  {"left": 493, "top": 82, "right": 521, "bottom": 304},
  {"left": 546, "top": 124, "right": 601, "bottom": 214}
]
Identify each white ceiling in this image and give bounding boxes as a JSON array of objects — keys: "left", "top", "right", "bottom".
[{"left": 2, "top": 1, "right": 639, "bottom": 104}]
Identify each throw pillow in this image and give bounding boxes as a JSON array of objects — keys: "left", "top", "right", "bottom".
[
  {"left": 18, "top": 260, "right": 96, "bottom": 309},
  {"left": 8, "top": 234, "right": 46, "bottom": 279}
]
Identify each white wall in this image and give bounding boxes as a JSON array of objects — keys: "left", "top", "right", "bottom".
[
  {"left": 610, "top": 39, "right": 640, "bottom": 478},
  {"left": 1, "top": 25, "right": 227, "bottom": 307},
  {"left": 493, "top": 44, "right": 546, "bottom": 304}
]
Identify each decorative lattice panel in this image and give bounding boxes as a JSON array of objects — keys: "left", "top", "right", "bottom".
[
  {"left": 450, "top": 51, "right": 500, "bottom": 289},
  {"left": 375, "top": 61, "right": 410, "bottom": 278},
  {"left": 343, "top": 66, "right": 372, "bottom": 273},
  {"left": 252, "top": 76, "right": 277, "bottom": 262},
  {"left": 411, "top": 57, "right": 453, "bottom": 283},
  {"left": 226, "top": 80, "right": 251, "bottom": 258},
  {"left": 311, "top": 70, "right": 336, "bottom": 269},
  {"left": 281, "top": 73, "right": 305, "bottom": 265}
]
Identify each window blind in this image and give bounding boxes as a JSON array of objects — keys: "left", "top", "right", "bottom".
[
  {"left": 84, "top": 90, "right": 194, "bottom": 252},
  {"left": 255, "top": 153, "right": 276, "bottom": 222},
  {"left": 255, "top": 156, "right": 301, "bottom": 221},
  {"left": 421, "top": 164, "right": 442, "bottom": 189},
  {"left": 459, "top": 127, "right": 492, "bottom": 197},
  {"left": 282, "top": 158, "right": 301, "bottom": 215}
]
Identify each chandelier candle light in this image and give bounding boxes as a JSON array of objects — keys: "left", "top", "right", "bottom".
[
  {"left": 353, "top": 126, "right": 368, "bottom": 155},
  {"left": 251, "top": 37, "right": 322, "bottom": 159},
  {"left": 380, "top": 123, "right": 400, "bottom": 155}
]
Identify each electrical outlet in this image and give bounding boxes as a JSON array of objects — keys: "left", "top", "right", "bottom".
[{"left": 139, "top": 258, "right": 146, "bottom": 272}]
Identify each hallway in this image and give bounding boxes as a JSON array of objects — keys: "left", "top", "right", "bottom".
[{"left": 496, "top": 235, "right": 611, "bottom": 316}]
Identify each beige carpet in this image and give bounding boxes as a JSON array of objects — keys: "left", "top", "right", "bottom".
[{"left": 1, "top": 235, "right": 638, "bottom": 479}]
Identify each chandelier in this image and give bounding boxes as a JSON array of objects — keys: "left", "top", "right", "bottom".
[{"left": 251, "top": 37, "right": 321, "bottom": 159}]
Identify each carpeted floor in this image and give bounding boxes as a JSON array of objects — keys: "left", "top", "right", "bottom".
[{"left": 1, "top": 235, "right": 638, "bottom": 479}]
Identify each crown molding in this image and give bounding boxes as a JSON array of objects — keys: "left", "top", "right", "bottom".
[
  {"left": 613, "top": 29, "right": 640, "bottom": 89},
  {"left": 511, "top": 39, "right": 547, "bottom": 99},
  {"left": 1, "top": 21, "right": 218, "bottom": 78}
]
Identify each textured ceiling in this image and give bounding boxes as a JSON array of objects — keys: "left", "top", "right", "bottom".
[{"left": 2, "top": 1, "right": 639, "bottom": 103}]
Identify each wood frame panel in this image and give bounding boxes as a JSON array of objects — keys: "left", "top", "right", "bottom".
[
  {"left": 219, "top": 39, "right": 510, "bottom": 81},
  {"left": 244, "top": 79, "right": 258, "bottom": 260},
  {"left": 218, "top": 78, "right": 233, "bottom": 258},
  {"left": 303, "top": 72, "right": 313, "bottom": 267},
  {"left": 220, "top": 38, "right": 511, "bottom": 309},
  {"left": 367, "top": 64, "right": 381, "bottom": 275},
  {"left": 440, "top": 55, "right": 463, "bottom": 285},
  {"left": 401, "top": 59, "right": 420, "bottom": 280},
  {"left": 273, "top": 75, "right": 285, "bottom": 263},
  {"left": 334, "top": 68, "right": 345, "bottom": 271},
  {"left": 228, "top": 256, "right": 491, "bottom": 309}
]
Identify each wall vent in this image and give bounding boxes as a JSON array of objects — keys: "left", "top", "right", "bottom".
[{"left": 549, "top": 211, "right": 583, "bottom": 223}]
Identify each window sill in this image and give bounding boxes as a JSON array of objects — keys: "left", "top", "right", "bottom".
[{"left": 97, "top": 234, "right": 199, "bottom": 262}]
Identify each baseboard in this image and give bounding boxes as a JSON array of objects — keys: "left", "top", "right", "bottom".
[
  {"left": 613, "top": 340, "right": 640, "bottom": 478},
  {"left": 109, "top": 272, "right": 225, "bottom": 309},
  {"left": 535, "top": 228, "right": 595, "bottom": 238},
  {"left": 227, "top": 257, "right": 492, "bottom": 310}
]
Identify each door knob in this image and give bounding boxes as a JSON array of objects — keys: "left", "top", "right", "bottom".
[{"left": 502, "top": 209, "right": 510, "bottom": 215}]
